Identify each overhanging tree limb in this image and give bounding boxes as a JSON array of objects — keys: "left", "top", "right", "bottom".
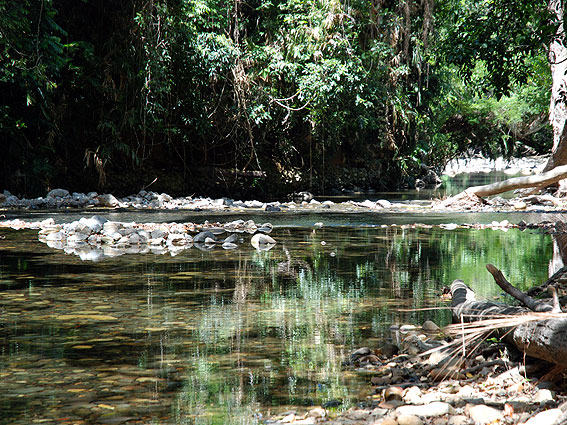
[{"left": 441, "top": 164, "right": 567, "bottom": 206}]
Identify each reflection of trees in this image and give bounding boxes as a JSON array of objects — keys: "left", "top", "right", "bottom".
[{"left": 170, "top": 226, "right": 552, "bottom": 423}]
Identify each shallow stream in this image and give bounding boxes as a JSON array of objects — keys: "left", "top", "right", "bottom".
[{"left": 0, "top": 213, "right": 555, "bottom": 424}]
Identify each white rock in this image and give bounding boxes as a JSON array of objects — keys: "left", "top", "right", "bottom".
[
  {"left": 440, "top": 223, "right": 458, "bottom": 230},
  {"left": 97, "top": 193, "right": 120, "bottom": 207},
  {"left": 397, "top": 414, "right": 424, "bottom": 425},
  {"left": 448, "top": 415, "right": 469, "bottom": 425},
  {"left": 251, "top": 233, "right": 276, "bottom": 249},
  {"left": 40, "top": 218, "right": 55, "bottom": 227},
  {"left": 466, "top": 404, "right": 502, "bottom": 424},
  {"left": 308, "top": 407, "right": 326, "bottom": 418},
  {"left": 244, "top": 200, "right": 264, "bottom": 208},
  {"left": 377, "top": 199, "right": 392, "bottom": 208},
  {"left": 46, "top": 231, "right": 64, "bottom": 241},
  {"left": 534, "top": 388, "right": 555, "bottom": 403},
  {"left": 396, "top": 402, "right": 454, "bottom": 417},
  {"left": 103, "top": 221, "right": 122, "bottom": 234},
  {"left": 150, "top": 229, "right": 166, "bottom": 239},
  {"left": 403, "top": 386, "right": 423, "bottom": 404},
  {"left": 79, "top": 216, "right": 107, "bottom": 233},
  {"left": 520, "top": 408, "right": 562, "bottom": 425}
]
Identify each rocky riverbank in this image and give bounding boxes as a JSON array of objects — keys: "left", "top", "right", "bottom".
[
  {"left": 266, "top": 319, "right": 567, "bottom": 425},
  {"left": 2, "top": 186, "right": 567, "bottom": 214}
]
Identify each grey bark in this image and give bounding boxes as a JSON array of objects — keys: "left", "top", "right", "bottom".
[
  {"left": 441, "top": 164, "right": 567, "bottom": 204},
  {"left": 544, "top": 0, "right": 567, "bottom": 174},
  {"left": 451, "top": 279, "right": 567, "bottom": 368}
]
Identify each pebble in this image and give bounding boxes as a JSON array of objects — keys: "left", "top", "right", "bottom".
[
  {"left": 447, "top": 416, "right": 469, "bottom": 425},
  {"left": 397, "top": 415, "right": 424, "bottom": 425},
  {"left": 533, "top": 388, "right": 554, "bottom": 404},
  {"left": 395, "top": 402, "right": 454, "bottom": 418},
  {"left": 520, "top": 408, "right": 563, "bottom": 425},
  {"left": 251, "top": 233, "right": 277, "bottom": 250},
  {"left": 465, "top": 404, "right": 502, "bottom": 424}
]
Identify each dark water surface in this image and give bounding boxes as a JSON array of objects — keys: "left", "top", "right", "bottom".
[{"left": 0, "top": 221, "right": 553, "bottom": 424}]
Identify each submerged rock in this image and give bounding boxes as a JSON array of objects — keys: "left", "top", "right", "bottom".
[{"left": 251, "top": 233, "right": 276, "bottom": 250}]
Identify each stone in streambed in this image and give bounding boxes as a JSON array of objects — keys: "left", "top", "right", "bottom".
[
  {"left": 97, "top": 193, "right": 120, "bottom": 207},
  {"left": 533, "top": 388, "right": 555, "bottom": 404},
  {"left": 193, "top": 231, "right": 216, "bottom": 243},
  {"left": 396, "top": 402, "right": 454, "bottom": 417},
  {"left": 447, "top": 416, "right": 469, "bottom": 425},
  {"left": 521, "top": 408, "right": 563, "bottom": 425},
  {"left": 397, "top": 415, "right": 424, "bottom": 425},
  {"left": 257, "top": 223, "right": 273, "bottom": 233},
  {"left": 251, "top": 233, "right": 276, "bottom": 250},
  {"left": 465, "top": 404, "right": 503, "bottom": 424},
  {"left": 47, "top": 188, "right": 70, "bottom": 198},
  {"left": 79, "top": 216, "right": 108, "bottom": 233}
]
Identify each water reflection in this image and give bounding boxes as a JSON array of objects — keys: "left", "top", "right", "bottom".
[{"left": 0, "top": 225, "right": 553, "bottom": 424}]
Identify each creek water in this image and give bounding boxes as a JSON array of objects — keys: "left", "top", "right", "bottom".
[{"left": 0, "top": 213, "right": 554, "bottom": 425}]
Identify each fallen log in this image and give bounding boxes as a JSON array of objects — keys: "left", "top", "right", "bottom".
[
  {"left": 440, "top": 164, "right": 567, "bottom": 207},
  {"left": 451, "top": 272, "right": 567, "bottom": 368}
]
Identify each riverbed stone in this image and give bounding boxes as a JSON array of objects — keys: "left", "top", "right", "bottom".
[
  {"left": 374, "top": 419, "right": 398, "bottom": 425},
  {"left": 403, "top": 386, "right": 423, "bottom": 404},
  {"left": 395, "top": 402, "right": 454, "bottom": 418},
  {"left": 465, "top": 404, "right": 502, "bottom": 424},
  {"left": 534, "top": 388, "right": 555, "bottom": 404},
  {"left": 97, "top": 193, "right": 120, "bottom": 207},
  {"left": 79, "top": 216, "right": 107, "bottom": 233},
  {"left": 397, "top": 415, "right": 423, "bottom": 425},
  {"left": 47, "top": 188, "right": 70, "bottom": 198},
  {"left": 447, "top": 416, "right": 469, "bottom": 425},
  {"left": 521, "top": 408, "right": 563, "bottom": 425},
  {"left": 308, "top": 407, "right": 326, "bottom": 418},
  {"left": 251, "top": 233, "right": 276, "bottom": 249},
  {"left": 346, "top": 409, "right": 370, "bottom": 420}
]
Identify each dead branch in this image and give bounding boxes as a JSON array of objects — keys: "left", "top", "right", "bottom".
[{"left": 485, "top": 264, "right": 554, "bottom": 312}]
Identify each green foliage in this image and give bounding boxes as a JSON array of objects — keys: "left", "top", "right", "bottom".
[
  {"left": 0, "top": 0, "right": 556, "bottom": 196},
  {"left": 441, "top": 0, "right": 553, "bottom": 97}
]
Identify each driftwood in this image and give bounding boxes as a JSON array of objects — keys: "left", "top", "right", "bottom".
[
  {"left": 451, "top": 265, "right": 567, "bottom": 368},
  {"left": 441, "top": 164, "right": 567, "bottom": 206}
]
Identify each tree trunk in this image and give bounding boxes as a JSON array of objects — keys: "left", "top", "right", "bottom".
[
  {"left": 439, "top": 164, "right": 567, "bottom": 206},
  {"left": 545, "top": 0, "right": 567, "bottom": 175},
  {"left": 451, "top": 279, "right": 567, "bottom": 368}
]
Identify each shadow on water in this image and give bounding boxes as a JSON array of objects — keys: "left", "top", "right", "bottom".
[{"left": 0, "top": 224, "right": 555, "bottom": 424}]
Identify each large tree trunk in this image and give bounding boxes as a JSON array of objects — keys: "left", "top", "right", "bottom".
[
  {"left": 438, "top": 164, "right": 567, "bottom": 206},
  {"left": 451, "top": 278, "right": 567, "bottom": 368},
  {"left": 545, "top": 0, "right": 567, "bottom": 175}
]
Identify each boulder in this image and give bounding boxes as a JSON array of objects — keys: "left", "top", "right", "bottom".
[
  {"left": 97, "top": 193, "right": 120, "bottom": 207},
  {"left": 47, "top": 188, "right": 70, "bottom": 198}
]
